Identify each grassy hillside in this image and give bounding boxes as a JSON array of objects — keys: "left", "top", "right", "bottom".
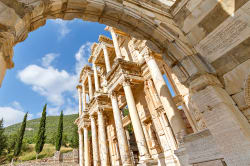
[
  {"left": 0, "top": 144, "right": 73, "bottom": 164},
  {"left": 5, "top": 114, "right": 78, "bottom": 143}
]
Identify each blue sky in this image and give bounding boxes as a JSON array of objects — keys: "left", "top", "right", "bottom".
[
  {"left": 0, "top": 19, "right": 111, "bottom": 126},
  {"left": 0, "top": 19, "right": 176, "bottom": 127}
]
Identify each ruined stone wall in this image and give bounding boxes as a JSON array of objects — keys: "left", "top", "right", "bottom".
[{"left": 172, "top": 1, "right": 250, "bottom": 123}]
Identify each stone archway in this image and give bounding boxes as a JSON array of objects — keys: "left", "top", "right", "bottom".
[
  {"left": 1, "top": 1, "right": 250, "bottom": 166},
  {"left": 0, "top": 0, "right": 195, "bottom": 87}
]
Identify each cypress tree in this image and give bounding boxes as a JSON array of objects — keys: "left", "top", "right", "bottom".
[
  {"left": 0, "top": 119, "right": 7, "bottom": 155},
  {"left": 55, "top": 111, "right": 63, "bottom": 151},
  {"left": 70, "top": 123, "right": 79, "bottom": 149},
  {"left": 35, "top": 104, "right": 47, "bottom": 159},
  {"left": 14, "top": 113, "right": 28, "bottom": 157}
]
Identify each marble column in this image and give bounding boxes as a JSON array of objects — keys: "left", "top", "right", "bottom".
[
  {"left": 90, "top": 116, "right": 100, "bottom": 166},
  {"left": 77, "top": 86, "right": 82, "bottom": 115},
  {"left": 84, "top": 127, "right": 90, "bottom": 166},
  {"left": 144, "top": 52, "right": 187, "bottom": 142},
  {"left": 110, "top": 92, "right": 132, "bottom": 165},
  {"left": 122, "top": 80, "right": 151, "bottom": 161},
  {"left": 79, "top": 129, "right": 84, "bottom": 166},
  {"left": 109, "top": 28, "right": 122, "bottom": 59},
  {"left": 93, "top": 64, "right": 100, "bottom": 92},
  {"left": 98, "top": 110, "right": 110, "bottom": 165},
  {"left": 82, "top": 84, "right": 86, "bottom": 112},
  {"left": 102, "top": 45, "right": 111, "bottom": 72},
  {"left": 88, "top": 74, "right": 93, "bottom": 100}
]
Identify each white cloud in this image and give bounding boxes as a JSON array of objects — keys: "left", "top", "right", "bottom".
[
  {"left": 18, "top": 65, "right": 77, "bottom": 106},
  {"left": 42, "top": 53, "right": 59, "bottom": 67},
  {"left": 50, "top": 19, "right": 87, "bottom": 39},
  {"left": 51, "top": 19, "right": 71, "bottom": 39},
  {"left": 11, "top": 101, "right": 23, "bottom": 111},
  {"left": 75, "top": 42, "right": 93, "bottom": 75},
  {"left": 0, "top": 105, "right": 33, "bottom": 127},
  {"left": 17, "top": 42, "right": 92, "bottom": 117}
]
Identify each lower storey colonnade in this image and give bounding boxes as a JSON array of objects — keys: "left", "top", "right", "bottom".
[{"left": 76, "top": 66, "right": 186, "bottom": 166}]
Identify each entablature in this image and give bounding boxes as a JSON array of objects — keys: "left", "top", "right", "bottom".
[
  {"left": 88, "top": 92, "right": 112, "bottom": 116},
  {"left": 106, "top": 58, "right": 144, "bottom": 94},
  {"left": 78, "top": 112, "right": 91, "bottom": 129}
]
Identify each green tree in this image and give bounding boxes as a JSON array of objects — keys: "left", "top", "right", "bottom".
[
  {"left": 35, "top": 104, "right": 47, "bottom": 159},
  {"left": 21, "top": 138, "right": 29, "bottom": 152},
  {"left": 55, "top": 111, "right": 63, "bottom": 151},
  {"left": 62, "top": 133, "right": 68, "bottom": 147},
  {"left": 70, "top": 124, "right": 79, "bottom": 148},
  {"left": 7, "top": 133, "right": 17, "bottom": 153},
  {"left": 14, "top": 113, "right": 28, "bottom": 157},
  {"left": 0, "top": 119, "right": 7, "bottom": 155}
]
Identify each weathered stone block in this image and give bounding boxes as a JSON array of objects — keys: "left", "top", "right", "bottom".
[
  {"left": 183, "top": 129, "right": 223, "bottom": 164},
  {"left": 223, "top": 59, "right": 250, "bottom": 95}
]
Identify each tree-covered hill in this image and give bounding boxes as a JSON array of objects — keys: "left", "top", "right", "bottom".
[{"left": 4, "top": 114, "right": 78, "bottom": 144}]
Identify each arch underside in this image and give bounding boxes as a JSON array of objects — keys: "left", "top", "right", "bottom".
[
  {"left": 0, "top": 0, "right": 193, "bottom": 74},
  {"left": 1, "top": 1, "right": 250, "bottom": 166}
]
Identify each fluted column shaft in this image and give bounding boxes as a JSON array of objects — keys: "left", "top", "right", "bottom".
[
  {"left": 79, "top": 129, "right": 84, "bottom": 166},
  {"left": 93, "top": 64, "right": 100, "bottom": 92},
  {"left": 82, "top": 85, "right": 86, "bottom": 112},
  {"left": 109, "top": 28, "right": 122, "bottom": 59},
  {"left": 77, "top": 87, "right": 82, "bottom": 115},
  {"left": 144, "top": 53, "right": 187, "bottom": 141},
  {"left": 103, "top": 45, "right": 111, "bottom": 72},
  {"left": 122, "top": 81, "right": 150, "bottom": 161},
  {"left": 110, "top": 93, "right": 132, "bottom": 165},
  {"left": 84, "top": 127, "right": 90, "bottom": 166},
  {"left": 91, "top": 116, "right": 100, "bottom": 166},
  {"left": 88, "top": 74, "right": 93, "bottom": 100},
  {"left": 98, "top": 110, "right": 110, "bottom": 166}
]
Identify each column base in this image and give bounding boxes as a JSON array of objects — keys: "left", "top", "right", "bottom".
[
  {"left": 139, "top": 154, "right": 151, "bottom": 162},
  {"left": 137, "top": 159, "right": 158, "bottom": 166}
]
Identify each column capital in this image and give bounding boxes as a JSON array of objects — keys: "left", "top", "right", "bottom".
[
  {"left": 141, "top": 47, "right": 154, "bottom": 62},
  {"left": 76, "top": 85, "right": 82, "bottom": 91},
  {"left": 122, "top": 79, "right": 131, "bottom": 87},
  {"left": 90, "top": 114, "right": 97, "bottom": 120},
  {"left": 102, "top": 43, "right": 107, "bottom": 50},
  {"left": 97, "top": 108, "right": 105, "bottom": 116},
  {"left": 83, "top": 120, "right": 91, "bottom": 129},
  {"left": 109, "top": 91, "right": 118, "bottom": 99},
  {"left": 78, "top": 128, "right": 83, "bottom": 134}
]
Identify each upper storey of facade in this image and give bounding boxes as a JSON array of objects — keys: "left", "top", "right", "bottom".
[{"left": 78, "top": 26, "right": 166, "bottom": 99}]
